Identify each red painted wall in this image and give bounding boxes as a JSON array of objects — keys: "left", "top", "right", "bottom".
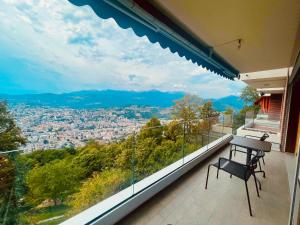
[{"left": 268, "top": 94, "right": 283, "bottom": 121}]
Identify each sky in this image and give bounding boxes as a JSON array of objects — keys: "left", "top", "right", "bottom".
[{"left": 0, "top": 0, "right": 245, "bottom": 98}]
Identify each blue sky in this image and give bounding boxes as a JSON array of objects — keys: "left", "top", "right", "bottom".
[{"left": 0, "top": 0, "right": 245, "bottom": 98}]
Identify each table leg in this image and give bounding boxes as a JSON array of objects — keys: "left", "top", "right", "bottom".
[{"left": 246, "top": 148, "right": 252, "bottom": 164}]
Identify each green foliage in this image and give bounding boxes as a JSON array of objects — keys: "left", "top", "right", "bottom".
[
  {"left": 17, "top": 149, "right": 73, "bottom": 169},
  {"left": 224, "top": 107, "right": 234, "bottom": 115},
  {"left": 172, "top": 95, "right": 204, "bottom": 137},
  {"left": 199, "top": 101, "right": 219, "bottom": 119},
  {"left": 73, "top": 140, "right": 121, "bottom": 176},
  {"left": 164, "top": 120, "right": 183, "bottom": 142},
  {"left": 68, "top": 169, "right": 131, "bottom": 215},
  {"left": 0, "top": 156, "right": 15, "bottom": 199},
  {"left": 0, "top": 102, "right": 26, "bottom": 225},
  {"left": 240, "top": 86, "right": 260, "bottom": 112},
  {"left": 232, "top": 109, "right": 246, "bottom": 133},
  {"left": 0, "top": 156, "right": 16, "bottom": 225},
  {"left": 240, "top": 86, "right": 260, "bottom": 105},
  {"left": 135, "top": 137, "right": 158, "bottom": 178},
  {"left": 115, "top": 135, "right": 134, "bottom": 170},
  {"left": 172, "top": 95, "right": 203, "bottom": 121},
  {"left": 0, "top": 101, "right": 26, "bottom": 152},
  {"left": 26, "top": 160, "right": 84, "bottom": 205},
  {"left": 151, "top": 139, "right": 182, "bottom": 167},
  {"left": 138, "top": 117, "right": 163, "bottom": 143}
]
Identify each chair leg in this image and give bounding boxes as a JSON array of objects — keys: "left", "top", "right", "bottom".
[
  {"left": 245, "top": 181, "right": 253, "bottom": 216},
  {"left": 205, "top": 165, "right": 211, "bottom": 189},
  {"left": 262, "top": 156, "right": 265, "bottom": 165},
  {"left": 217, "top": 167, "right": 220, "bottom": 179},
  {"left": 234, "top": 146, "right": 237, "bottom": 156},
  {"left": 256, "top": 178, "right": 262, "bottom": 190},
  {"left": 258, "top": 160, "right": 262, "bottom": 171},
  {"left": 253, "top": 174, "right": 260, "bottom": 197}
]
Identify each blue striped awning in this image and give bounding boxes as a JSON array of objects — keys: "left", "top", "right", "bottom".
[{"left": 68, "top": 0, "right": 240, "bottom": 80}]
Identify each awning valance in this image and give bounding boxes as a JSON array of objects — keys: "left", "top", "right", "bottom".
[{"left": 68, "top": 0, "right": 240, "bottom": 80}]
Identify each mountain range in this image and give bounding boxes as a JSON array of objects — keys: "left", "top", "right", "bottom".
[{"left": 0, "top": 90, "right": 243, "bottom": 112}]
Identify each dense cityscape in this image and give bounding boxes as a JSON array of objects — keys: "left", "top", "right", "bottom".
[{"left": 11, "top": 104, "right": 171, "bottom": 152}]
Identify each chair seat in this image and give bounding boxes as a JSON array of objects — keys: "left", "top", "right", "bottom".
[{"left": 212, "top": 159, "right": 252, "bottom": 180}]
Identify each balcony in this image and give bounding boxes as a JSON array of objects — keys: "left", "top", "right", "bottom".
[{"left": 117, "top": 144, "right": 292, "bottom": 225}]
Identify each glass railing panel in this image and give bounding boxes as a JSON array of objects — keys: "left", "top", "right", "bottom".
[
  {"left": 1, "top": 118, "right": 231, "bottom": 224},
  {"left": 222, "top": 113, "right": 234, "bottom": 135},
  {"left": 0, "top": 140, "right": 135, "bottom": 224},
  {"left": 255, "top": 109, "right": 281, "bottom": 133},
  {"left": 232, "top": 111, "right": 246, "bottom": 135},
  {"left": 183, "top": 120, "right": 206, "bottom": 157},
  {"left": 245, "top": 110, "right": 255, "bottom": 128},
  {"left": 132, "top": 121, "right": 184, "bottom": 186},
  {"left": 243, "top": 109, "right": 281, "bottom": 133},
  {"left": 207, "top": 116, "right": 223, "bottom": 144},
  {"left": 181, "top": 116, "right": 227, "bottom": 158}
]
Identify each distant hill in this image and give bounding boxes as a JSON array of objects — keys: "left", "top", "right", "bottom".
[
  {"left": 0, "top": 90, "right": 184, "bottom": 109},
  {"left": 211, "top": 95, "right": 243, "bottom": 112},
  {"left": 0, "top": 90, "right": 243, "bottom": 111}
]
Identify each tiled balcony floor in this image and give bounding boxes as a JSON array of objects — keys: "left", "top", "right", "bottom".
[{"left": 117, "top": 145, "right": 291, "bottom": 225}]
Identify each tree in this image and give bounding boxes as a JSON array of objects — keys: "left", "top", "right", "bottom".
[
  {"left": 26, "top": 160, "right": 83, "bottom": 205},
  {"left": 74, "top": 140, "right": 121, "bottom": 177},
  {"left": 0, "top": 101, "right": 26, "bottom": 152},
  {"left": 198, "top": 101, "right": 219, "bottom": 132},
  {"left": 172, "top": 95, "right": 203, "bottom": 121},
  {"left": 115, "top": 135, "right": 135, "bottom": 170},
  {"left": 164, "top": 120, "right": 183, "bottom": 142},
  {"left": 134, "top": 137, "right": 158, "bottom": 178},
  {"left": 240, "top": 86, "right": 260, "bottom": 112},
  {"left": 0, "top": 101, "right": 26, "bottom": 225},
  {"left": 199, "top": 101, "right": 219, "bottom": 119},
  {"left": 0, "top": 156, "right": 15, "bottom": 200},
  {"left": 17, "top": 149, "right": 73, "bottom": 168},
  {"left": 138, "top": 118, "right": 163, "bottom": 143},
  {"left": 150, "top": 140, "right": 181, "bottom": 168},
  {"left": 68, "top": 169, "right": 131, "bottom": 215},
  {"left": 172, "top": 95, "right": 203, "bottom": 137}
]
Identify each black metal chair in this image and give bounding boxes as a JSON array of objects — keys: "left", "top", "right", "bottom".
[
  {"left": 232, "top": 133, "right": 269, "bottom": 178},
  {"left": 205, "top": 152, "right": 260, "bottom": 216}
]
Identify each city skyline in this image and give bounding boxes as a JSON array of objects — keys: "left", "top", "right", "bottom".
[{"left": 0, "top": 0, "right": 245, "bottom": 98}]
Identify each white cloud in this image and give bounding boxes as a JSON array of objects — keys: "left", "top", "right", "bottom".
[{"left": 0, "top": 0, "right": 245, "bottom": 97}]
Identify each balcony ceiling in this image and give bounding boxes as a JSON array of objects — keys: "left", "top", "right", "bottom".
[
  {"left": 152, "top": 0, "right": 300, "bottom": 73},
  {"left": 240, "top": 68, "right": 288, "bottom": 92}
]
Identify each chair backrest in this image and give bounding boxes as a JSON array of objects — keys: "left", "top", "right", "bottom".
[{"left": 260, "top": 133, "right": 269, "bottom": 141}]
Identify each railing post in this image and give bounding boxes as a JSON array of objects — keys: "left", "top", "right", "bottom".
[
  {"left": 232, "top": 113, "right": 234, "bottom": 135},
  {"left": 222, "top": 114, "right": 225, "bottom": 139},
  {"left": 182, "top": 123, "right": 185, "bottom": 164},
  {"left": 131, "top": 131, "right": 136, "bottom": 195}
]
